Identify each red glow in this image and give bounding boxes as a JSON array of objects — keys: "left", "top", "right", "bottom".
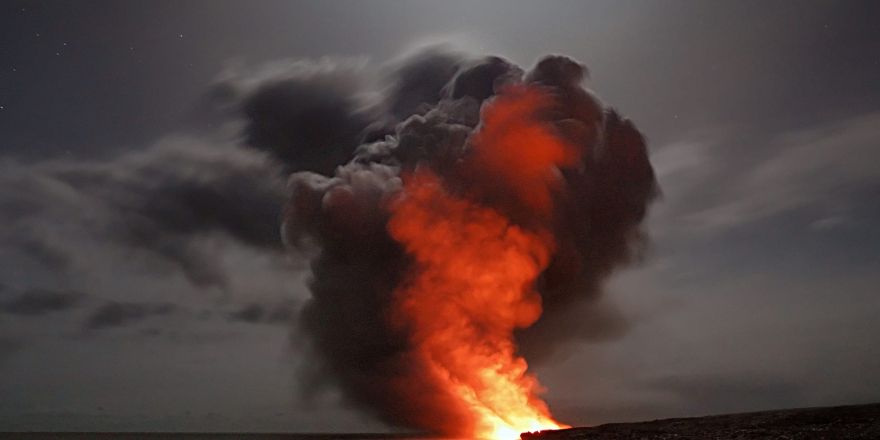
[{"left": 387, "top": 86, "right": 574, "bottom": 439}]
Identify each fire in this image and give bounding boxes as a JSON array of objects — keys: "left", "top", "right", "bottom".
[{"left": 387, "top": 86, "right": 575, "bottom": 439}]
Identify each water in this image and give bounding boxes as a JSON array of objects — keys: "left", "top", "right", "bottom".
[{"left": 0, "top": 435, "right": 442, "bottom": 440}]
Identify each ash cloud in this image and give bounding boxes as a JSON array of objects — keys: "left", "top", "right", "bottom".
[
  {"left": 0, "top": 58, "right": 387, "bottom": 294},
  {"left": 227, "top": 301, "right": 296, "bottom": 325},
  {"left": 383, "top": 48, "right": 464, "bottom": 120},
  {"left": 282, "top": 50, "right": 658, "bottom": 432},
  {"left": 0, "top": 46, "right": 656, "bottom": 432},
  {"left": 214, "top": 58, "right": 375, "bottom": 175},
  {"left": 85, "top": 301, "right": 176, "bottom": 330},
  {"left": 0, "top": 57, "right": 378, "bottom": 356},
  {"left": 0, "top": 288, "right": 85, "bottom": 316},
  {"left": 0, "top": 138, "right": 286, "bottom": 288}
]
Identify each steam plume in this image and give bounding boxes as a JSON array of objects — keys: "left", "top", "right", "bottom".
[{"left": 281, "top": 50, "right": 657, "bottom": 436}]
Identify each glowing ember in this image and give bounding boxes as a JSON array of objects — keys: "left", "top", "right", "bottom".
[{"left": 387, "top": 86, "right": 574, "bottom": 439}]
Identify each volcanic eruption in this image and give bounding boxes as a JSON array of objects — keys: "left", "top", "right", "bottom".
[{"left": 280, "top": 51, "right": 657, "bottom": 439}]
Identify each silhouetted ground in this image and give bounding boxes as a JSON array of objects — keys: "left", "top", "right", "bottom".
[
  {"left": 4, "top": 404, "right": 879, "bottom": 440},
  {"left": 521, "top": 403, "right": 880, "bottom": 440}
]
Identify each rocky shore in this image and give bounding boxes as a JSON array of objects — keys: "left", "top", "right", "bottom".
[{"left": 521, "top": 403, "right": 880, "bottom": 439}]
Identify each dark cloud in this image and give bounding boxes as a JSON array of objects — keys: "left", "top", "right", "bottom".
[
  {"left": 525, "top": 54, "right": 589, "bottom": 88},
  {"left": 227, "top": 301, "right": 296, "bottom": 325},
  {"left": 358, "top": 48, "right": 469, "bottom": 144},
  {"left": 0, "top": 47, "right": 657, "bottom": 434},
  {"left": 0, "top": 139, "right": 286, "bottom": 288},
  {"left": 85, "top": 301, "right": 176, "bottom": 330},
  {"left": 8, "top": 237, "right": 72, "bottom": 272},
  {"left": 446, "top": 55, "right": 523, "bottom": 102},
  {"left": 1, "top": 1, "right": 878, "bottom": 432},
  {"left": 282, "top": 51, "right": 658, "bottom": 434},
  {"left": 230, "top": 64, "right": 374, "bottom": 175},
  {"left": 651, "top": 112, "right": 880, "bottom": 236},
  {"left": 645, "top": 374, "right": 805, "bottom": 415},
  {"left": 384, "top": 47, "right": 465, "bottom": 120},
  {"left": 0, "top": 288, "right": 85, "bottom": 316},
  {"left": 228, "top": 304, "right": 264, "bottom": 323},
  {"left": 75, "top": 143, "right": 284, "bottom": 246}
]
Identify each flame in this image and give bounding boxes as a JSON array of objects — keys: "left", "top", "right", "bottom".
[{"left": 387, "top": 86, "right": 574, "bottom": 439}]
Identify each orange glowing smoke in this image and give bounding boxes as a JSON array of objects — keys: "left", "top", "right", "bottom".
[{"left": 387, "top": 86, "right": 576, "bottom": 439}]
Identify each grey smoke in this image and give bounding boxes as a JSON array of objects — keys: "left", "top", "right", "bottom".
[
  {"left": 0, "top": 288, "right": 85, "bottom": 316},
  {"left": 228, "top": 301, "right": 296, "bottom": 325},
  {"left": 0, "top": 139, "right": 286, "bottom": 288},
  {"left": 0, "top": 46, "right": 656, "bottom": 434},
  {"left": 280, "top": 50, "right": 658, "bottom": 433},
  {"left": 85, "top": 301, "right": 176, "bottom": 330}
]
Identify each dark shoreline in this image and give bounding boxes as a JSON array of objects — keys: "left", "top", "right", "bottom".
[
  {"left": 0, "top": 434, "right": 433, "bottom": 440},
  {"left": 521, "top": 402, "right": 880, "bottom": 439},
  {"left": 5, "top": 403, "right": 880, "bottom": 440}
]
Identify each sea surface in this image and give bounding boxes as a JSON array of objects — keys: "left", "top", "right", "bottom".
[{"left": 0, "top": 435, "right": 441, "bottom": 440}]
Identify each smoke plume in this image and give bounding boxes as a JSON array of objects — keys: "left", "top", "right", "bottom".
[{"left": 281, "top": 50, "right": 657, "bottom": 437}]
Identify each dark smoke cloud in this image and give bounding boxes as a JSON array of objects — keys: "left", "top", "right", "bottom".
[
  {"left": 358, "top": 48, "right": 462, "bottom": 146},
  {"left": 0, "top": 46, "right": 655, "bottom": 432},
  {"left": 213, "top": 59, "right": 375, "bottom": 175},
  {"left": 8, "top": 237, "right": 72, "bottom": 272},
  {"left": 227, "top": 301, "right": 296, "bottom": 325},
  {"left": 448, "top": 55, "right": 523, "bottom": 102},
  {"left": 0, "top": 288, "right": 85, "bottom": 316},
  {"left": 0, "top": 140, "right": 286, "bottom": 288},
  {"left": 85, "top": 301, "right": 176, "bottom": 330},
  {"left": 281, "top": 51, "right": 658, "bottom": 432},
  {"left": 384, "top": 47, "right": 464, "bottom": 121}
]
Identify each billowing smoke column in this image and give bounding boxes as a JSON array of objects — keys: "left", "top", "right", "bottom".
[{"left": 281, "top": 52, "right": 657, "bottom": 438}]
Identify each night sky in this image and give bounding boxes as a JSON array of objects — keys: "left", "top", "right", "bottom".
[{"left": 2, "top": 0, "right": 880, "bottom": 433}]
